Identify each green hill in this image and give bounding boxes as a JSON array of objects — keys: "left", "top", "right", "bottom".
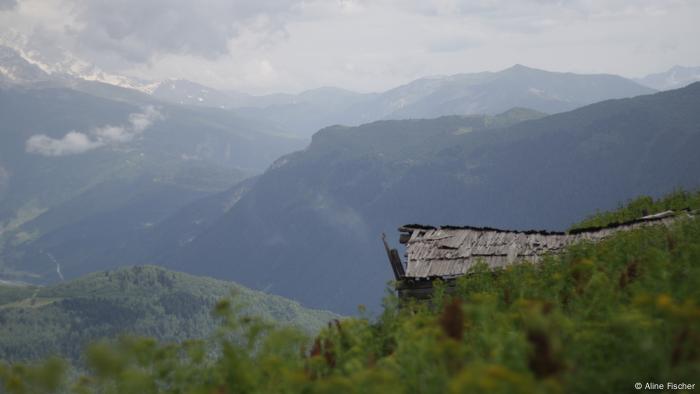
[{"left": 0, "top": 265, "right": 337, "bottom": 363}]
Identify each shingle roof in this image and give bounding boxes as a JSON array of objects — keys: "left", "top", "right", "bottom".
[{"left": 398, "top": 210, "right": 691, "bottom": 279}]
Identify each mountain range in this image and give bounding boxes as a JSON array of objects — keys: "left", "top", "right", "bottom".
[
  {"left": 2, "top": 44, "right": 700, "bottom": 314},
  {"left": 230, "top": 65, "right": 654, "bottom": 138},
  {"left": 1, "top": 44, "right": 658, "bottom": 138}
]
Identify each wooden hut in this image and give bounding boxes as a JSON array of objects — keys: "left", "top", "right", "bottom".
[{"left": 383, "top": 210, "right": 692, "bottom": 300}]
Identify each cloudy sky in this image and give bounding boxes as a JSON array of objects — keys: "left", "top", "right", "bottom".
[{"left": 1, "top": 0, "right": 698, "bottom": 94}]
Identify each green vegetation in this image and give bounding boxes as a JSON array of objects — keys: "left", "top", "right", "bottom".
[
  {"left": 0, "top": 266, "right": 337, "bottom": 363},
  {"left": 1, "top": 197, "right": 699, "bottom": 393},
  {"left": 571, "top": 189, "right": 700, "bottom": 230}
]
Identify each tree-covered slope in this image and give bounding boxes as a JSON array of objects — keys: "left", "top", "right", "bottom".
[
  {"left": 2, "top": 197, "right": 698, "bottom": 393},
  {"left": 166, "top": 84, "right": 700, "bottom": 314},
  {"left": 0, "top": 265, "right": 337, "bottom": 363}
]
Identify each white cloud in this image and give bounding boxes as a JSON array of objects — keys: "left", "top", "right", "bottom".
[
  {"left": 64, "top": 0, "right": 302, "bottom": 62},
  {"left": 26, "top": 106, "right": 163, "bottom": 157},
  {"left": 26, "top": 131, "right": 102, "bottom": 156}
]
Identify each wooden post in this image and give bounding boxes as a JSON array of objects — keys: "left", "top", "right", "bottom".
[{"left": 382, "top": 233, "right": 405, "bottom": 280}]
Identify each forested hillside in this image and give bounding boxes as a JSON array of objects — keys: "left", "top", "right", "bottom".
[
  {"left": 2, "top": 193, "right": 698, "bottom": 393},
  {"left": 0, "top": 265, "right": 336, "bottom": 363}
]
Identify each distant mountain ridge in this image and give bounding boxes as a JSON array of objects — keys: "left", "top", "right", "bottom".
[
  {"left": 341, "top": 64, "right": 654, "bottom": 123},
  {"left": 148, "top": 65, "right": 655, "bottom": 126},
  {"left": 216, "top": 65, "right": 656, "bottom": 137}
]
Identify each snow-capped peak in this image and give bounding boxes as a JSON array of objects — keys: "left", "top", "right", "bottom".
[{"left": 0, "top": 34, "right": 161, "bottom": 93}]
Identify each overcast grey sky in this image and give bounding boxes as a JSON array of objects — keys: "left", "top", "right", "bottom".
[{"left": 1, "top": 0, "right": 698, "bottom": 94}]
